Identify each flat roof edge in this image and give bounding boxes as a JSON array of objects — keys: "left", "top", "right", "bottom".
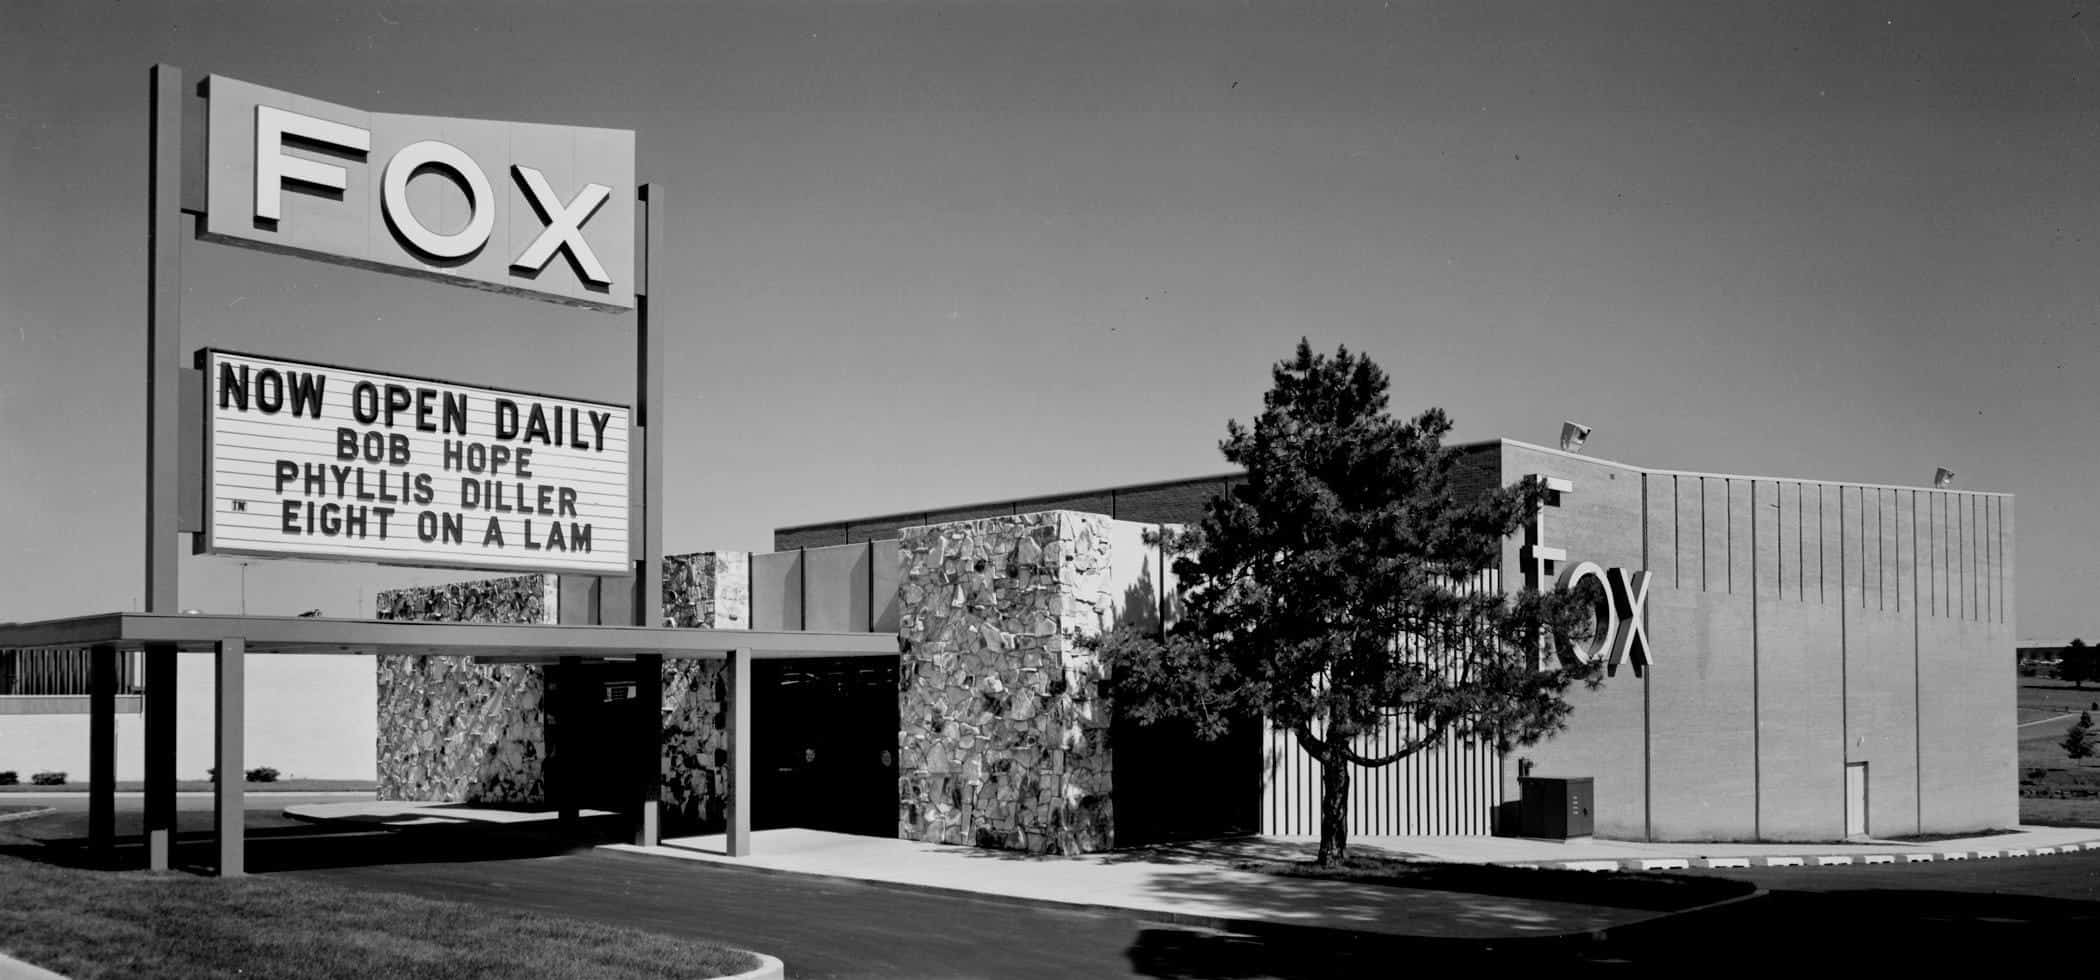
[
  {"left": 775, "top": 434, "right": 2005, "bottom": 538},
  {"left": 0, "top": 612, "right": 900, "bottom": 658},
  {"left": 771, "top": 470, "right": 1247, "bottom": 535},
  {"left": 1497, "top": 439, "right": 2013, "bottom": 498}
]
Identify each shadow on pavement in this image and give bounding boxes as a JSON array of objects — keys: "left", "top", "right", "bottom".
[
  {"left": 0, "top": 808, "right": 631, "bottom": 875},
  {"left": 1124, "top": 885, "right": 2100, "bottom": 972},
  {"left": 951, "top": 834, "right": 1749, "bottom": 937}
]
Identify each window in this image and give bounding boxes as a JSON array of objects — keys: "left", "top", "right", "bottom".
[{"left": 0, "top": 648, "right": 142, "bottom": 696}]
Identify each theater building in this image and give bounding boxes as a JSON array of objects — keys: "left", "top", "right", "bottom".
[{"left": 375, "top": 437, "right": 2014, "bottom": 849}]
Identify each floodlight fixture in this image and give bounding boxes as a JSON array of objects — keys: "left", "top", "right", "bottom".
[
  {"left": 1933, "top": 468, "right": 1955, "bottom": 489},
  {"left": 1560, "top": 421, "right": 1592, "bottom": 454}
]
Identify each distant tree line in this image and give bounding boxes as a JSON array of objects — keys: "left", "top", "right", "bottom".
[{"left": 2064, "top": 638, "right": 2100, "bottom": 689}]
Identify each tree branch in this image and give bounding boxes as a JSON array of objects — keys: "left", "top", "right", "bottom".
[
  {"left": 1339, "top": 720, "right": 1448, "bottom": 767},
  {"left": 1293, "top": 723, "right": 1327, "bottom": 759}
]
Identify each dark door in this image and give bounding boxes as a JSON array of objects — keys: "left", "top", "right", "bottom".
[
  {"left": 1112, "top": 713, "right": 1261, "bottom": 847},
  {"left": 545, "top": 660, "right": 643, "bottom": 815},
  {"left": 751, "top": 657, "right": 898, "bottom": 836}
]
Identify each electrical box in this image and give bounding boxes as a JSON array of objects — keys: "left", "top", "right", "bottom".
[{"left": 1519, "top": 776, "right": 1595, "bottom": 839}]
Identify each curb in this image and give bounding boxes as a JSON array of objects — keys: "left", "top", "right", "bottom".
[
  {"left": 1495, "top": 836, "right": 2100, "bottom": 872},
  {"left": 0, "top": 809, "right": 57, "bottom": 824},
  {"left": 716, "top": 951, "right": 785, "bottom": 980},
  {"left": 598, "top": 844, "right": 1754, "bottom": 945}
]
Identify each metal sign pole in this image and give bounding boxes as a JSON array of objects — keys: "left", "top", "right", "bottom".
[
  {"left": 633, "top": 183, "right": 665, "bottom": 845},
  {"left": 636, "top": 182, "right": 664, "bottom": 629},
  {"left": 147, "top": 64, "right": 183, "bottom": 614}
]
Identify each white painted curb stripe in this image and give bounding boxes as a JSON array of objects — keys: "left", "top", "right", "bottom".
[
  {"left": 1512, "top": 839, "right": 2100, "bottom": 873},
  {"left": 715, "top": 952, "right": 785, "bottom": 980}
]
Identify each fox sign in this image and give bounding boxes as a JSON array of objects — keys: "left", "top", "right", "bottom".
[
  {"left": 1522, "top": 475, "right": 1654, "bottom": 672},
  {"left": 202, "top": 75, "right": 636, "bottom": 311}
]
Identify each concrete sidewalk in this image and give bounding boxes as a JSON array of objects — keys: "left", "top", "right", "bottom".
[
  {"left": 285, "top": 800, "right": 616, "bottom": 828},
  {"left": 605, "top": 829, "right": 1748, "bottom": 939},
  {"left": 604, "top": 825, "right": 2100, "bottom": 939}
]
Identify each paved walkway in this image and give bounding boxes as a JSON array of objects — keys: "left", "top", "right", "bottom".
[
  {"left": 607, "top": 829, "right": 1741, "bottom": 939},
  {"left": 285, "top": 800, "right": 616, "bottom": 829},
  {"left": 604, "top": 825, "right": 2100, "bottom": 937}
]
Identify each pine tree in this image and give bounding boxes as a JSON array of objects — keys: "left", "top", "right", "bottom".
[
  {"left": 2064, "top": 716, "right": 2095, "bottom": 760},
  {"left": 1096, "top": 340, "right": 1597, "bottom": 866}
]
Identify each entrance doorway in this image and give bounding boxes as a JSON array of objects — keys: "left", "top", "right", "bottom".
[
  {"left": 545, "top": 660, "right": 645, "bottom": 816},
  {"left": 751, "top": 657, "right": 899, "bottom": 836},
  {"left": 1112, "top": 713, "right": 1261, "bottom": 847},
  {"left": 1845, "top": 761, "right": 1868, "bottom": 839}
]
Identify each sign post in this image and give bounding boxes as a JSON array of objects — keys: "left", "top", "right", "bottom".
[{"left": 134, "top": 67, "right": 655, "bottom": 873}]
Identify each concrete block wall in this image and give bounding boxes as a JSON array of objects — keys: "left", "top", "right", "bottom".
[
  {"left": 3, "top": 658, "right": 376, "bottom": 783},
  {"left": 1506, "top": 441, "right": 2016, "bottom": 841},
  {"left": 744, "top": 541, "right": 903, "bottom": 635}
]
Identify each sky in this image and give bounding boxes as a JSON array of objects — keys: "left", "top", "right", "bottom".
[{"left": 1, "top": 0, "right": 2095, "bottom": 641}]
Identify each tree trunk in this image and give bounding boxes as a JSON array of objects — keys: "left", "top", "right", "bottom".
[{"left": 1316, "top": 736, "right": 1351, "bottom": 867}]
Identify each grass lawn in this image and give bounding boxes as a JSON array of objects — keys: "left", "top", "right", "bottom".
[
  {"left": 0, "top": 855, "right": 758, "bottom": 980},
  {"left": 0, "top": 779, "right": 375, "bottom": 794},
  {"left": 2019, "top": 797, "right": 2100, "bottom": 827},
  {"left": 2017, "top": 678, "right": 2100, "bottom": 720},
  {"left": 2016, "top": 685, "right": 2100, "bottom": 827}
]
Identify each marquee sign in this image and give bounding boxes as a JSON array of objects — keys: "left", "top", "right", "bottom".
[
  {"left": 202, "top": 75, "right": 636, "bottom": 311},
  {"left": 200, "top": 349, "right": 630, "bottom": 575},
  {"left": 1523, "top": 475, "right": 1653, "bottom": 670}
]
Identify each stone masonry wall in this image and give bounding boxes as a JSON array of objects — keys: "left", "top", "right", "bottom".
[
  {"left": 373, "top": 559, "right": 751, "bottom": 821},
  {"left": 896, "top": 511, "right": 1118, "bottom": 853},
  {"left": 374, "top": 575, "right": 555, "bottom": 803},
  {"left": 660, "top": 552, "right": 747, "bottom": 833}
]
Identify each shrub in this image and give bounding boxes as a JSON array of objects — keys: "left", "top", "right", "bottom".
[
  {"left": 29, "top": 771, "right": 66, "bottom": 786},
  {"left": 2066, "top": 718, "right": 2096, "bottom": 760},
  {"left": 245, "top": 767, "right": 280, "bottom": 783},
  {"left": 0, "top": 771, "right": 16, "bottom": 786}
]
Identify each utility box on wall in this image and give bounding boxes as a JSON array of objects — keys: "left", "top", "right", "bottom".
[{"left": 1519, "top": 776, "right": 1595, "bottom": 839}]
